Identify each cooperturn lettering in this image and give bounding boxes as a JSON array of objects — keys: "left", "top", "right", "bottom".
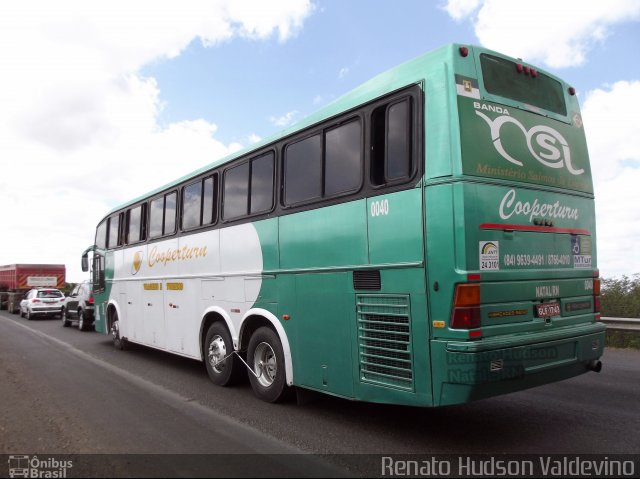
[
  {"left": 499, "top": 189, "right": 579, "bottom": 223},
  {"left": 148, "top": 245, "right": 208, "bottom": 267}
]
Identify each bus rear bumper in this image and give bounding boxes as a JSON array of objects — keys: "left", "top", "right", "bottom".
[{"left": 431, "top": 322, "right": 606, "bottom": 407}]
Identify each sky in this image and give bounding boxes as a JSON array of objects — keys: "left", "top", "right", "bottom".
[{"left": 0, "top": 0, "right": 639, "bottom": 283}]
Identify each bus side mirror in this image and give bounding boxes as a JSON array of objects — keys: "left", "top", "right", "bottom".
[{"left": 81, "top": 253, "right": 89, "bottom": 272}]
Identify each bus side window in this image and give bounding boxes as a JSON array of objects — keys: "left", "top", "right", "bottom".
[
  {"left": 149, "top": 197, "right": 164, "bottom": 238},
  {"left": 325, "top": 119, "right": 362, "bottom": 196},
  {"left": 150, "top": 190, "right": 178, "bottom": 238},
  {"left": 182, "top": 174, "right": 217, "bottom": 231},
  {"left": 182, "top": 180, "right": 203, "bottom": 230},
  {"left": 202, "top": 175, "right": 218, "bottom": 225},
  {"left": 371, "top": 97, "right": 412, "bottom": 186},
  {"left": 250, "top": 152, "right": 274, "bottom": 214},
  {"left": 223, "top": 152, "right": 274, "bottom": 220},
  {"left": 95, "top": 220, "right": 107, "bottom": 249},
  {"left": 284, "top": 134, "right": 322, "bottom": 205},
  {"left": 107, "top": 213, "right": 122, "bottom": 249},
  {"left": 164, "top": 191, "right": 177, "bottom": 233},
  {"left": 126, "top": 204, "right": 146, "bottom": 244},
  {"left": 223, "top": 162, "right": 250, "bottom": 220}
]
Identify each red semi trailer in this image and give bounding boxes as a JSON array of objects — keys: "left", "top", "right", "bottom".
[{"left": 0, "top": 264, "right": 66, "bottom": 313}]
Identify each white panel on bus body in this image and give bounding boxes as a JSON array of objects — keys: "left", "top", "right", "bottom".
[
  {"left": 109, "top": 223, "right": 264, "bottom": 360},
  {"left": 201, "top": 278, "right": 224, "bottom": 301},
  {"left": 244, "top": 277, "right": 262, "bottom": 302},
  {"left": 113, "top": 249, "right": 125, "bottom": 279},
  {"left": 224, "top": 277, "right": 245, "bottom": 303},
  {"left": 220, "top": 223, "right": 264, "bottom": 279}
]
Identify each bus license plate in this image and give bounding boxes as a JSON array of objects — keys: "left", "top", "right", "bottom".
[{"left": 536, "top": 302, "right": 561, "bottom": 318}]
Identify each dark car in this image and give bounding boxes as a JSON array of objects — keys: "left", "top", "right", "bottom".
[{"left": 62, "top": 281, "right": 95, "bottom": 331}]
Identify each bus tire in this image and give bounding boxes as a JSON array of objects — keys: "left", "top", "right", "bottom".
[
  {"left": 204, "top": 322, "right": 241, "bottom": 387},
  {"left": 247, "top": 327, "right": 290, "bottom": 403},
  {"left": 111, "top": 311, "right": 126, "bottom": 350}
]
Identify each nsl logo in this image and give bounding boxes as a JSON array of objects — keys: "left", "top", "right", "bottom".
[{"left": 474, "top": 102, "right": 584, "bottom": 176}]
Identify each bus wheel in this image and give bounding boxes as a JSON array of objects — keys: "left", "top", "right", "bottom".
[
  {"left": 111, "top": 313, "right": 126, "bottom": 350},
  {"left": 204, "top": 322, "right": 241, "bottom": 386},
  {"left": 247, "top": 327, "right": 290, "bottom": 403}
]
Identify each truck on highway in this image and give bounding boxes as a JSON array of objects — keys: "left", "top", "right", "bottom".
[{"left": 0, "top": 264, "right": 66, "bottom": 314}]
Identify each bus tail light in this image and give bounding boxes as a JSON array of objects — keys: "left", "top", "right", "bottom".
[
  {"left": 459, "top": 46, "right": 469, "bottom": 57},
  {"left": 594, "top": 296, "right": 601, "bottom": 314},
  {"left": 32, "top": 299, "right": 41, "bottom": 303},
  {"left": 88, "top": 296, "right": 94, "bottom": 305},
  {"left": 451, "top": 284, "right": 482, "bottom": 334},
  {"left": 453, "top": 284, "right": 480, "bottom": 307},
  {"left": 451, "top": 307, "right": 481, "bottom": 329}
]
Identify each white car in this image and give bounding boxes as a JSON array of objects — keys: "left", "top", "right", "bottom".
[{"left": 19, "top": 288, "right": 65, "bottom": 320}]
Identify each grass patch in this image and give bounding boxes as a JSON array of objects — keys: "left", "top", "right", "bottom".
[{"left": 605, "top": 329, "right": 640, "bottom": 349}]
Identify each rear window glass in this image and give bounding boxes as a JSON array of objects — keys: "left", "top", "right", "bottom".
[
  {"left": 37, "top": 290, "right": 63, "bottom": 298},
  {"left": 480, "top": 54, "right": 566, "bottom": 116}
]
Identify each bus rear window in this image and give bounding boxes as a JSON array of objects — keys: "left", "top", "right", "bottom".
[{"left": 480, "top": 54, "right": 566, "bottom": 116}]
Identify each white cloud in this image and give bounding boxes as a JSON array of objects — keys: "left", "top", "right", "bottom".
[
  {"left": 582, "top": 81, "right": 640, "bottom": 180},
  {"left": 338, "top": 67, "right": 350, "bottom": 79},
  {"left": 269, "top": 110, "right": 299, "bottom": 128},
  {"left": 225, "top": 0, "right": 315, "bottom": 42},
  {"left": 442, "top": 0, "right": 481, "bottom": 21},
  {"left": 0, "top": 0, "right": 314, "bottom": 282},
  {"left": 443, "top": 0, "right": 640, "bottom": 68},
  {"left": 582, "top": 81, "right": 640, "bottom": 278}
]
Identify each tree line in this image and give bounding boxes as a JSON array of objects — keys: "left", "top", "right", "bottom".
[{"left": 601, "top": 275, "right": 640, "bottom": 318}]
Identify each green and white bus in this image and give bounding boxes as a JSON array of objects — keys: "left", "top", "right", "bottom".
[{"left": 82, "top": 44, "right": 604, "bottom": 406}]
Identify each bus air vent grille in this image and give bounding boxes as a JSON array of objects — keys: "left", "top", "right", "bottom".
[
  {"left": 353, "top": 270, "right": 381, "bottom": 290},
  {"left": 356, "top": 294, "right": 413, "bottom": 391}
]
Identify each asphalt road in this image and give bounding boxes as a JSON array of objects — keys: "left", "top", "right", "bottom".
[{"left": 1, "top": 310, "right": 639, "bottom": 476}]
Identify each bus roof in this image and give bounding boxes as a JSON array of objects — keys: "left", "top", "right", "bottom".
[{"left": 103, "top": 43, "right": 569, "bottom": 218}]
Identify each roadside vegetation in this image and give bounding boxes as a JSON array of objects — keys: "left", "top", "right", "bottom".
[
  {"left": 601, "top": 275, "right": 640, "bottom": 318},
  {"left": 62, "top": 283, "right": 77, "bottom": 295},
  {"left": 601, "top": 275, "right": 640, "bottom": 349}
]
